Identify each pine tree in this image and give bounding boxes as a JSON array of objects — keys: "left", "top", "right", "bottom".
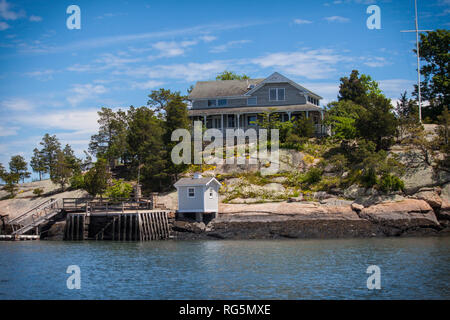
[
  {"left": 126, "top": 107, "right": 165, "bottom": 191},
  {"left": 89, "top": 107, "right": 128, "bottom": 166},
  {"left": 39, "top": 134, "right": 61, "bottom": 176},
  {"left": 30, "top": 148, "right": 47, "bottom": 181},
  {"left": 9, "top": 155, "right": 30, "bottom": 183},
  {"left": 83, "top": 159, "right": 111, "bottom": 197},
  {"left": 50, "top": 150, "right": 72, "bottom": 190},
  {"left": 162, "top": 95, "right": 191, "bottom": 184}
]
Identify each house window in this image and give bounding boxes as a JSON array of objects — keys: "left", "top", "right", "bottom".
[
  {"left": 227, "top": 115, "right": 235, "bottom": 127},
  {"left": 247, "top": 115, "right": 256, "bottom": 126},
  {"left": 218, "top": 99, "right": 227, "bottom": 106},
  {"left": 269, "top": 88, "right": 277, "bottom": 101},
  {"left": 278, "top": 88, "right": 285, "bottom": 101},
  {"left": 208, "top": 100, "right": 217, "bottom": 107},
  {"left": 247, "top": 97, "right": 257, "bottom": 105},
  {"left": 188, "top": 188, "right": 195, "bottom": 198},
  {"left": 269, "top": 88, "right": 285, "bottom": 101},
  {"left": 213, "top": 118, "right": 221, "bottom": 129}
]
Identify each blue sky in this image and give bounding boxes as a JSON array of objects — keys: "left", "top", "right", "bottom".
[{"left": 0, "top": 0, "right": 449, "bottom": 179}]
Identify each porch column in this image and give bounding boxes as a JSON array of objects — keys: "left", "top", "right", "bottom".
[
  {"left": 237, "top": 114, "right": 240, "bottom": 130},
  {"left": 320, "top": 110, "right": 324, "bottom": 121},
  {"left": 287, "top": 111, "right": 291, "bottom": 121},
  {"left": 221, "top": 114, "right": 224, "bottom": 133},
  {"left": 306, "top": 111, "right": 309, "bottom": 118},
  {"left": 203, "top": 115, "right": 207, "bottom": 127}
]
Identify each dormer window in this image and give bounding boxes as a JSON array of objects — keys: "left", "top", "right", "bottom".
[
  {"left": 218, "top": 99, "right": 227, "bottom": 106},
  {"left": 208, "top": 99, "right": 216, "bottom": 107},
  {"left": 269, "top": 88, "right": 285, "bottom": 101}
]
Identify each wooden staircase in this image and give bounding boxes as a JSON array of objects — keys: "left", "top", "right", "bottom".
[{"left": 9, "top": 199, "right": 63, "bottom": 236}]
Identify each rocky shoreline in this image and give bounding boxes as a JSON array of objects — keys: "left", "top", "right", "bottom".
[{"left": 171, "top": 198, "right": 450, "bottom": 240}]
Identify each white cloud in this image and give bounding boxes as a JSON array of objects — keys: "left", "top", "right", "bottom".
[
  {"left": 131, "top": 80, "right": 165, "bottom": 90},
  {"left": 18, "top": 22, "right": 264, "bottom": 54},
  {"left": 0, "top": 0, "right": 25, "bottom": 20},
  {"left": 0, "top": 125, "right": 19, "bottom": 136},
  {"left": 12, "top": 109, "right": 100, "bottom": 135},
  {"left": 67, "top": 84, "right": 108, "bottom": 107},
  {"left": 25, "top": 69, "right": 55, "bottom": 80},
  {"left": 95, "top": 53, "right": 141, "bottom": 67},
  {"left": 210, "top": 40, "right": 251, "bottom": 53},
  {"left": 364, "top": 57, "right": 389, "bottom": 68},
  {"left": 0, "top": 98, "right": 34, "bottom": 111},
  {"left": 251, "top": 49, "right": 351, "bottom": 79},
  {"left": 0, "top": 21, "right": 8, "bottom": 30},
  {"left": 29, "top": 15, "right": 42, "bottom": 22},
  {"left": 199, "top": 35, "right": 217, "bottom": 42},
  {"left": 150, "top": 40, "right": 198, "bottom": 58},
  {"left": 122, "top": 60, "right": 229, "bottom": 82},
  {"left": 294, "top": 19, "right": 313, "bottom": 24},
  {"left": 324, "top": 16, "right": 350, "bottom": 23},
  {"left": 379, "top": 79, "right": 416, "bottom": 98},
  {"left": 302, "top": 82, "right": 340, "bottom": 105}
]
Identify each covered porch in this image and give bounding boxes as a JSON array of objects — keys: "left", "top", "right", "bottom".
[{"left": 188, "top": 105, "right": 327, "bottom": 136}]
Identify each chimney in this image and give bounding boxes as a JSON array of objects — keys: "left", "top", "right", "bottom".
[{"left": 193, "top": 172, "right": 202, "bottom": 179}]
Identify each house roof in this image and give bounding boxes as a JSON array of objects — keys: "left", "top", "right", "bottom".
[
  {"left": 188, "top": 72, "right": 323, "bottom": 100},
  {"left": 174, "top": 176, "right": 221, "bottom": 188},
  {"left": 188, "top": 79, "right": 264, "bottom": 99},
  {"left": 245, "top": 72, "right": 323, "bottom": 99}
]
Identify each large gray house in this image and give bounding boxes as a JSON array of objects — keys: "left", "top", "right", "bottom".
[{"left": 188, "top": 72, "right": 326, "bottom": 135}]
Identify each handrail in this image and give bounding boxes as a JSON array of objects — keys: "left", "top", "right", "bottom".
[
  {"left": 8, "top": 198, "right": 55, "bottom": 224},
  {"left": 11, "top": 199, "right": 62, "bottom": 235}
]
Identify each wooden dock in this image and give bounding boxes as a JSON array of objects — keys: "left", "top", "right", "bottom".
[
  {"left": 3, "top": 197, "right": 174, "bottom": 241},
  {"left": 64, "top": 211, "right": 171, "bottom": 241}
]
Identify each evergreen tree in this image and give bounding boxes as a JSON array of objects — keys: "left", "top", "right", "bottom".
[
  {"left": 89, "top": 107, "right": 128, "bottom": 165},
  {"left": 162, "top": 95, "right": 191, "bottom": 184},
  {"left": 83, "top": 159, "right": 111, "bottom": 197},
  {"left": 30, "top": 148, "right": 47, "bottom": 181},
  {"left": 394, "top": 91, "right": 419, "bottom": 141},
  {"left": 338, "top": 70, "right": 367, "bottom": 105},
  {"left": 2, "top": 172, "right": 20, "bottom": 198},
  {"left": 9, "top": 155, "right": 30, "bottom": 183},
  {"left": 63, "top": 144, "right": 82, "bottom": 174},
  {"left": 39, "top": 134, "right": 61, "bottom": 176},
  {"left": 51, "top": 150, "right": 72, "bottom": 190},
  {"left": 147, "top": 88, "right": 185, "bottom": 115},
  {"left": 126, "top": 107, "right": 165, "bottom": 191},
  {"left": 413, "top": 29, "right": 450, "bottom": 120},
  {"left": 355, "top": 94, "right": 397, "bottom": 150}
]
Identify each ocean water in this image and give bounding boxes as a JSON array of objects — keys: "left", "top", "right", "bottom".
[{"left": 0, "top": 237, "right": 449, "bottom": 300}]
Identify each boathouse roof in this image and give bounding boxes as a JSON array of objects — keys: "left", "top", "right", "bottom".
[{"left": 174, "top": 176, "right": 221, "bottom": 188}]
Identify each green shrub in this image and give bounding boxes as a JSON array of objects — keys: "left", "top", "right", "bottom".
[
  {"left": 33, "top": 188, "right": 44, "bottom": 197},
  {"left": 105, "top": 179, "right": 133, "bottom": 200},
  {"left": 379, "top": 174, "right": 404, "bottom": 192},
  {"left": 70, "top": 174, "right": 85, "bottom": 190},
  {"left": 360, "top": 167, "right": 378, "bottom": 188},
  {"left": 303, "top": 167, "right": 323, "bottom": 186}
]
